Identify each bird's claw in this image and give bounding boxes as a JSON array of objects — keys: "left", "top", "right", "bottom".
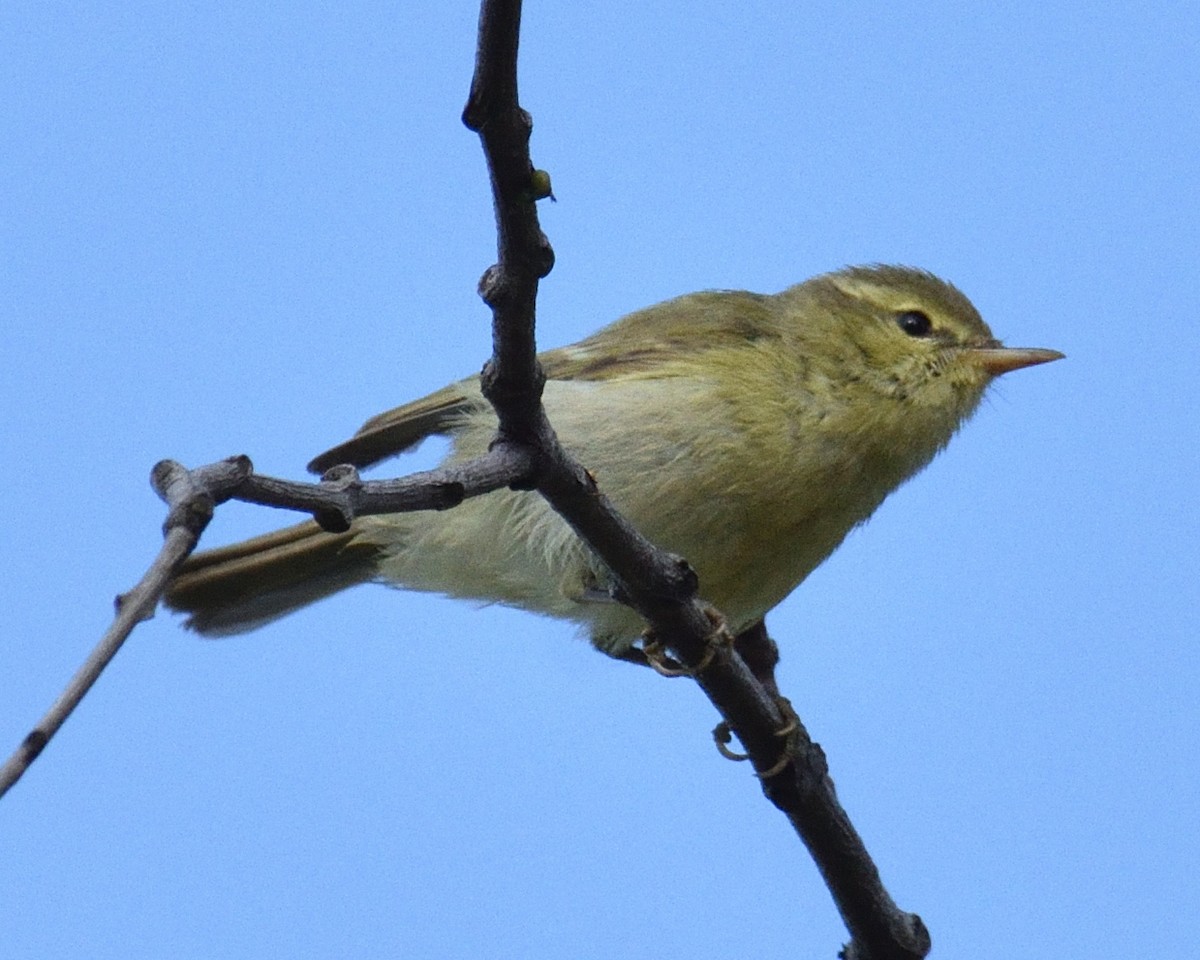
[
  {"left": 712, "top": 695, "right": 799, "bottom": 778},
  {"left": 639, "top": 606, "right": 733, "bottom": 677}
]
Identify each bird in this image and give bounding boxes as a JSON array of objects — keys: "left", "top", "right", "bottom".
[{"left": 164, "top": 265, "right": 1062, "bottom": 654}]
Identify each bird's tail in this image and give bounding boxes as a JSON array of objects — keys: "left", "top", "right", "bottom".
[{"left": 164, "top": 521, "right": 382, "bottom": 636}]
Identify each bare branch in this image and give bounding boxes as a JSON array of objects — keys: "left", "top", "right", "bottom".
[
  {"left": 461, "top": 2, "right": 930, "bottom": 958},
  {"left": 4, "top": 5, "right": 932, "bottom": 957},
  {"left": 0, "top": 459, "right": 221, "bottom": 797},
  {"left": 185, "top": 447, "right": 534, "bottom": 531},
  {"left": 0, "top": 445, "right": 539, "bottom": 796}
]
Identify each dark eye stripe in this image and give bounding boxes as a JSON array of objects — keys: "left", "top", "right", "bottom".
[{"left": 896, "top": 310, "right": 933, "bottom": 337}]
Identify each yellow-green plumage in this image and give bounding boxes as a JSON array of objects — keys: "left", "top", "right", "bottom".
[{"left": 165, "top": 265, "right": 1061, "bottom": 652}]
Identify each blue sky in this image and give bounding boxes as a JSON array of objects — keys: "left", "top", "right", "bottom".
[{"left": 3, "top": 3, "right": 1197, "bottom": 958}]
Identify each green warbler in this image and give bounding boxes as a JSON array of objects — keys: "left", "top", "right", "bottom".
[{"left": 165, "top": 265, "right": 1062, "bottom": 652}]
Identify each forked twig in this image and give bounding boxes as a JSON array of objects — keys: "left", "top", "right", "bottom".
[{"left": 2, "top": 5, "right": 931, "bottom": 958}]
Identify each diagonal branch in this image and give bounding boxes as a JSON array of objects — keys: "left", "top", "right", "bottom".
[
  {"left": 0, "top": 460, "right": 221, "bottom": 798},
  {"left": 460, "top": 2, "right": 930, "bottom": 958}
]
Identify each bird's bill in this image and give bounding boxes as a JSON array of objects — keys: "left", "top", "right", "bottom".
[{"left": 965, "top": 346, "right": 1065, "bottom": 375}]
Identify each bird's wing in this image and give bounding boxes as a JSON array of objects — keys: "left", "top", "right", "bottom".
[
  {"left": 307, "top": 383, "right": 477, "bottom": 473},
  {"left": 537, "top": 290, "right": 776, "bottom": 380},
  {"left": 307, "top": 291, "right": 776, "bottom": 473}
]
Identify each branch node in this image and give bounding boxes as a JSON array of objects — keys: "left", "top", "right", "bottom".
[
  {"left": 163, "top": 494, "right": 212, "bottom": 537},
  {"left": 19, "top": 729, "right": 48, "bottom": 765},
  {"left": 672, "top": 555, "right": 700, "bottom": 595},
  {"left": 315, "top": 464, "right": 363, "bottom": 531},
  {"left": 477, "top": 265, "right": 503, "bottom": 306},
  {"left": 320, "top": 463, "right": 360, "bottom": 484},
  {"left": 531, "top": 239, "right": 555, "bottom": 278},
  {"left": 114, "top": 590, "right": 158, "bottom": 623}
]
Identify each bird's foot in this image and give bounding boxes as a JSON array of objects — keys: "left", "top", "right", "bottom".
[{"left": 713, "top": 696, "right": 799, "bottom": 778}]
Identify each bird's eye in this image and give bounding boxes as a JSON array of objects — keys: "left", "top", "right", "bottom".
[{"left": 896, "top": 310, "right": 933, "bottom": 337}]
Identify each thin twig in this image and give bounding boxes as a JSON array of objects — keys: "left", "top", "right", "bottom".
[
  {"left": 0, "top": 460, "right": 221, "bottom": 797},
  {"left": 211, "top": 446, "right": 534, "bottom": 531},
  {"left": 0, "top": 445, "right": 536, "bottom": 796}
]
